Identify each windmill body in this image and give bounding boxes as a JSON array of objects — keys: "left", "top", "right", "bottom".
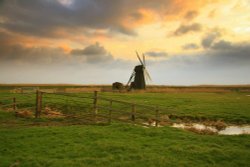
[
  {"left": 126, "top": 52, "right": 152, "bottom": 90},
  {"left": 133, "top": 65, "right": 146, "bottom": 89}
]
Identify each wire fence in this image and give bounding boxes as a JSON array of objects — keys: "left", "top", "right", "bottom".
[{"left": 0, "top": 90, "right": 173, "bottom": 127}]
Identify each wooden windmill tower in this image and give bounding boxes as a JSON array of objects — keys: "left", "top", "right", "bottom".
[{"left": 126, "top": 51, "right": 152, "bottom": 90}]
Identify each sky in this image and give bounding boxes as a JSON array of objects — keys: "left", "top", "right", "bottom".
[{"left": 0, "top": 0, "right": 250, "bottom": 85}]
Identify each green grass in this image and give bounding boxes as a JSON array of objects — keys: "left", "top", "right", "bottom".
[
  {"left": 0, "top": 91, "right": 250, "bottom": 166},
  {"left": 0, "top": 120, "right": 249, "bottom": 166}
]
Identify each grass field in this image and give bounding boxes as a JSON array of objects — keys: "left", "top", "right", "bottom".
[
  {"left": 0, "top": 86, "right": 250, "bottom": 166},
  {"left": 1, "top": 122, "right": 250, "bottom": 167}
]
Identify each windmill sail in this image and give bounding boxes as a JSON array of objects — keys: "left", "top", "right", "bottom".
[
  {"left": 143, "top": 54, "right": 146, "bottom": 67},
  {"left": 126, "top": 71, "right": 135, "bottom": 86},
  {"left": 136, "top": 51, "right": 144, "bottom": 66},
  {"left": 144, "top": 68, "right": 152, "bottom": 82}
]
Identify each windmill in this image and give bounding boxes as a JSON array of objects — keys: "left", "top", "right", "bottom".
[{"left": 126, "top": 51, "right": 152, "bottom": 90}]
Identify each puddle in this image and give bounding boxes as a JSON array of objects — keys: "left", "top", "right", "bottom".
[
  {"left": 172, "top": 123, "right": 217, "bottom": 132},
  {"left": 172, "top": 123, "right": 250, "bottom": 135},
  {"left": 218, "top": 126, "right": 250, "bottom": 135}
]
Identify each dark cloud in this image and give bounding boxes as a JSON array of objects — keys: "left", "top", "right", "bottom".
[
  {"left": 0, "top": 40, "right": 113, "bottom": 64},
  {"left": 71, "top": 42, "right": 106, "bottom": 55},
  {"left": 201, "top": 31, "right": 221, "bottom": 48},
  {"left": 196, "top": 41, "right": 250, "bottom": 67},
  {"left": 204, "top": 40, "right": 250, "bottom": 67},
  {"left": 71, "top": 42, "right": 113, "bottom": 63},
  {"left": 0, "top": 0, "right": 213, "bottom": 38},
  {"left": 173, "top": 23, "right": 202, "bottom": 36},
  {"left": 130, "top": 12, "right": 144, "bottom": 21},
  {"left": 110, "top": 26, "right": 137, "bottom": 36},
  {"left": 150, "top": 40, "right": 250, "bottom": 84},
  {"left": 0, "top": 31, "right": 12, "bottom": 44},
  {"left": 0, "top": 32, "right": 123, "bottom": 66},
  {"left": 145, "top": 51, "right": 168, "bottom": 58},
  {"left": 205, "top": 42, "right": 250, "bottom": 68},
  {"left": 0, "top": 1, "right": 4, "bottom": 7},
  {"left": 0, "top": 43, "right": 66, "bottom": 64},
  {"left": 0, "top": 38, "right": 134, "bottom": 84},
  {"left": 0, "top": 31, "right": 65, "bottom": 64},
  {"left": 160, "top": 40, "right": 250, "bottom": 68},
  {"left": 184, "top": 10, "right": 199, "bottom": 20},
  {"left": 211, "top": 40, "right": 232, "bottom": 50},
  {"left": 0, "top": 0, "right": 136, "bottom": 37},
  {"left": 182, "top": 43, "right": 199, "bottom": 50}
]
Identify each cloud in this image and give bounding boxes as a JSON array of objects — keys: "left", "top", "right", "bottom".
[
  {"left": 173, "top": 23, "right": 202, "bottom": 36},
  {"left": 71, "top": 42, "right": 107, "bottom": 55},
  {"left": 149, "top": 40, "right": 250, "bottom": 84},
  {"left": 0, "top": 31, "right": 129, "bottom": 68},
  {"left": 201, "top": 31, "right": 221, "bottom": 48},
  {"left": 145, "top": 51, "right": 168, "bottom": 58},
  {"left": 205, "top": 40, "right": 250, "bottom": 67},
  {"left": 0, "top": 0, "right": 137, "bottom": 37},
  {"left": 0, "top": 39, "right": 114, "bottom": 65},
  {"left": 211, "top": 40, "right": 232, "bottom": 50},
  {"left": 0, "top": 39, "right": 134, "bottom": 84},
  {"left": 0, "top": 31, "right": 66, "bottom": 64},
  {"left": 130, "top": 12, "right": 144, "bottom": 21},
  {"left": 0, "top": 43, "right": 67, "bottom": 65},
  {"left": 199, "top": 41, "right": 250, "bottom": 67},
  {"left": 182, "top": 43, "right": 199, "bottom": 50},
  {"left": 205, "top": 43, "right": 250, "bottom": 70},
  {"left": 184, "top": 10, "right": 199, "bottom": 20},
  {"left": 0, "top": 0, "right": 216, "bottom": 39},
  {"left": 110, "top": 26, "right": 137, "bottom": 36},
  {"left": 71, "top": 42, "right": 113, "bottom": 63}
]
